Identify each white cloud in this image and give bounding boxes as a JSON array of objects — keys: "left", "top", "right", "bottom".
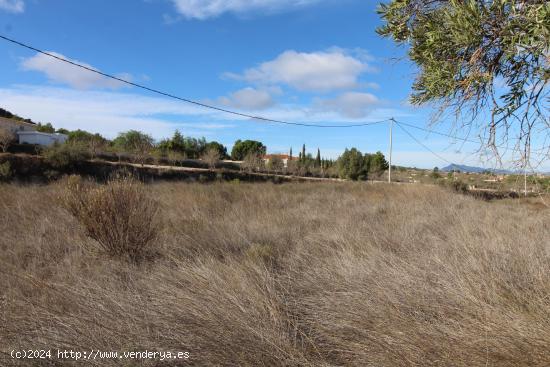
[
  {"left": 0, "top": 86, "right": 236, "bottom": 139},
  {"left": 317, "top": 92, "right": 380, "bottom": 119},
  {"left": 0, "top": 84, "right": 410, "bottom": 142},
  {"left": 218, "top": 87, "right": 275, "bottom": 110},
  {"left": 171, "top": 0, "right": 321, "bottom": 20},
  {"left": 0, "top": 0, "right": 24, "bottom": 13},
  {"left": 226, "top": 49, "right": 371, "bottom": 92},
  {"left": 21, "top": 52, "right": 132, "bottom": 90}
]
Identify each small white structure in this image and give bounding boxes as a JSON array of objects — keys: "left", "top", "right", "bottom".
[{"left": 17, "top": 131, "right": 68, "bottom": 146}]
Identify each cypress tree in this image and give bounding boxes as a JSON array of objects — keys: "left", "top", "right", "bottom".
[
  {"left": 315, "top": 148, "right": 321, "bottom": 167},
  {"left": 301, "top": 144, "right": 306, "bottom": 163}
]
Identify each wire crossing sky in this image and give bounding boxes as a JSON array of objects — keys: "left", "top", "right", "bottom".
[
  {"left": 0, "top": 34, "right": 483, "bottom": 166},
  {"left": 0, "top": 0, "right": 545, "bottom": 169},
  {"left": 0, "top": 34, "right": 393, "bottom": 129}
]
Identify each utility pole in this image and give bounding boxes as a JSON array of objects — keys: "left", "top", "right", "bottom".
[{"left": 388, "top": 118, "right": 394, "bottom": 183}]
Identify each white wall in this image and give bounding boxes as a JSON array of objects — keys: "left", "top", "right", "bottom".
[{"left": 18, "top": 132, "right": 68, "bottom": 146}]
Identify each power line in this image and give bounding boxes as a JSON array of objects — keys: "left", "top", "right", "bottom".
[
  {"left": 394, "top": 119, "right": 482, "bottom": 145},
  {"left": 395, "top": 121, "right": 454, "bottom": 165},
  {"left": 394, "top": 119, "right": 549, "bottom": 155},
  {"left": 0, "top": 34, "right": 390, "bottom": 129}
]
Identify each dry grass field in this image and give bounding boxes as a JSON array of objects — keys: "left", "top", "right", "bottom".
[{"left": 1, "top": 178, "right": 549, "bottom": 366}]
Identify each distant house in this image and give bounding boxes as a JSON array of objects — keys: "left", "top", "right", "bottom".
[
  {"left": 263, "top": 154, "right": 296, "bottom": 168},
  {"left": 17, "top": 131, "right": 68, "bottom": 146},
  {"left": 0, "top": 116, "right": 68, "bottom": 147}
]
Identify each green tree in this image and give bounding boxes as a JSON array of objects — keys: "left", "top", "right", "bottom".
[
  {"left": 204, "top": 141, "right": 228, "bottom": 159},
  {"left": 36, "top": 123, "right": 55, "bottom": 133},
  {"left": 157, "top": 131, "right": 209, "bottom": 159},
  {"left": 231, "top": 140, "right": 266, "bottom": 161},
  {"left": 67, "top": 130, "right": 109, "bottom": 158},
  {"left": 113, "top": 130, "right": 154, "bottom": 165},
  {"left": 337, "top": 148, "right": 369, "bottom": 180},
  {"left": 301, "top": 144, "right": 306, "bottom": 163},
  {"left": 367, "top": 151, "right": 389, "bottom": 176},
  {"left": 315, "top": 148, "right": 321, "bottom": 168},
  {"left": 158, "top": 130, "right": 186, "bottom": 154},
  {"left": 171, "top": 130, "right": 185, "bottom": 152},
  {"left": 378, "top": 0, "right": 550, "bottom": 158}
]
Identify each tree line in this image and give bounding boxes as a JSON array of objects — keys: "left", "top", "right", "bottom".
[
  {"left": 57, "top": 128, "right": 388, "bottom": 180},
  {"left": 1, "top": 109, "right": 389, "bottom": 180}
]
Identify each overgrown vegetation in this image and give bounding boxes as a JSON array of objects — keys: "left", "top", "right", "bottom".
[
  {"left": 1, "top": 107, "right": 390, "bottom": 180},
  {"left": 1, "top": 181, "right": 549, "bottom": 366},
  {"left": 43, "top": 142, "right": 90, "bottom": 170},
  {"left": 337, "top": 148, "right": 389, "bottom": 180}
]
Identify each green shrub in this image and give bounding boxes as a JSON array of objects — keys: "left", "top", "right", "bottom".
[{"left": 44, "top": 143, "right": 90, "bottom": 170}]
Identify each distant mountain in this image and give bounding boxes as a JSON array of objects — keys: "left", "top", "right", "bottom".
[{"left": 441, "top": 164, "right": 512, "bottom": 174}]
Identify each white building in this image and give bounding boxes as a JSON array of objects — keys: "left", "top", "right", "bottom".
[{"left": 17, "top": 131, "right": 68, "bottom": 146}]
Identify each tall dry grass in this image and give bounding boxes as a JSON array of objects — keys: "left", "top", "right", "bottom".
[{"left": 0, "top": 180, "right": 549, "bottom": 366}]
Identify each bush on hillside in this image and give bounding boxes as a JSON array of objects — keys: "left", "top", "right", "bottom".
[
  {"left": 63, "top": 175, "right": 161, "bottom": 262},
  {"left": 201, "top": 147, "right": 221, "bottom": 169},
  {"left": 241, "top": 153, "right": 264, "bottom": 173},
  {"left": 43, "top": 142, "right": 90, "bottom": 170},
  {"left": 441, "top": 179, "right": 469, "bottom": 194}
]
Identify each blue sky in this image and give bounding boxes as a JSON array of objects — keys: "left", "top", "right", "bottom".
[{"left": 0, "top": 0, "right": 538, "bottom": 169}]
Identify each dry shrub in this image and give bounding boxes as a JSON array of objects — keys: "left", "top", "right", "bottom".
[
  {"left": 63, "top": 175, "right": 160, "bottom": 262},
  {"left": 201, "top": 147, "right": 220, "bottom": 169},
  {"left": 0, "top": 127, "right": 15, "bottom": 153}
]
